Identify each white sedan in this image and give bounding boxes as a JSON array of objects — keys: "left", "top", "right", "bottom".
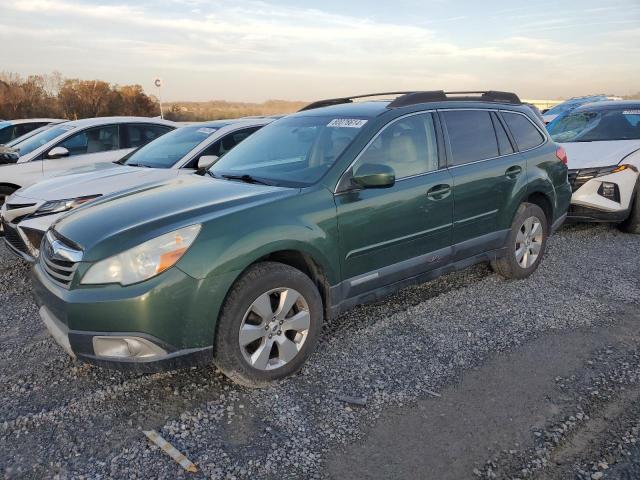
[
  {"left": 548, "top": 101, "right": 640, "bottom": 233},
  {"left": 0, "top": 116, "right": 177, "bottom": 206},
  {"left": 1, "top": 117, "right": 274, "bottom": 261}
]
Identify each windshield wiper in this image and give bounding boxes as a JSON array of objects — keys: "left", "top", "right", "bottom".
[
  {"left": 126, "top": 163, "right": 151, "bottom": 168},
  {"left": 220, "top": 174, "right": 272, "bottom": 186}
]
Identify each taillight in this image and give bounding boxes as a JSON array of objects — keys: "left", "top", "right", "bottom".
[{"left": 555, "top": 146, "right": 568, "bottom": 166}]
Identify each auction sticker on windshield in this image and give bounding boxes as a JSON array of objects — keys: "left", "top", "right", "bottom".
[
  {"left": 327, "top": 119, "right": 368, "bottom": 128},
  {"left": 196, "top": 128, "right": 217, "bottom": 135}
]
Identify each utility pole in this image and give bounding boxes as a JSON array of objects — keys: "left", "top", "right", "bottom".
[{"left": 154, "top": 77, "right": 163, "bottom": 119}]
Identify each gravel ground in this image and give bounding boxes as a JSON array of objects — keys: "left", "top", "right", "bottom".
[{"left": 1, "top": 223, "right": 639, "bottom": 479}]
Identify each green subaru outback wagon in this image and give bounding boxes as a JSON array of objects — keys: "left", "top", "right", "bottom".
[{"left": 32, "top": 91, "right": 571, "bottom": 386}]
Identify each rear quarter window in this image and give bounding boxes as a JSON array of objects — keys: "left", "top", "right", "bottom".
[{"left": 502, "top": 112, "right": 545, "bottom": 151}]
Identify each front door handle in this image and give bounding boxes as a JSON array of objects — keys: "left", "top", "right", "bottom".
[
  {"left": 505, "top": 165, "right": 523, "bottom": 179},
  {"left": 426, "top": 184, "right": 451, "bottom": 200}
]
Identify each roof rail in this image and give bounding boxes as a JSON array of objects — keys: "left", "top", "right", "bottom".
[
  {"left": 388, "top": 90, "right": 521, "bottom": 108},
  {"left": 299, "top": 92, "right": 415, "bottom": 111},
  {"left": 300, "top": 90, "right": 522, "bottom": 112}
]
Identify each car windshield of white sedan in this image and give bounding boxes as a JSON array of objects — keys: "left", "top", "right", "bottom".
[
  {"left": 12, "top": 125, "right": 76, "bottom": 157},
  {"left": 123, "top": 125, "right": 217, "bottom": 168},
  {"left": 548, "top": 109, "right": 640, "bottom": 142},
  {"left": 209, "top": 116, "right": 364, "bottom": 187}
]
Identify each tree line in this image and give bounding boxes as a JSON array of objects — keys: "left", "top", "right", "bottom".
[
  {"left": 0, "top": 72, "right": 160, "bottom": 120},
  {"left": 0, "top": 72, "right": 307, "bottom": 122},
  {"left": 7, "top": 71, "right": 634, "bottom": 123}
]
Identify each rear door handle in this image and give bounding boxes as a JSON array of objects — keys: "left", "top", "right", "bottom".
[
  {"left": 505, "top": 165, "right": 523, "bottom": 179},
  {"left": 426, "top": 184, "right": 451, "bottom": 200}
]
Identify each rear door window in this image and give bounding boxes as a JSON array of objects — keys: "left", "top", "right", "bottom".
[
  {"left": 123, "top": 124, "right": 173, "bottom": 148},
  {"left": 442, "top": 110, "right": 499, "bottom": 166},
  {"left": 501, "top": 112, "right": 545, "bottom": 151}
]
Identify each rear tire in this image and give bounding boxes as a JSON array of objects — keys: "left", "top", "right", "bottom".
[
  {"left": 619, "top": 181, "right": 640, "bottom": 234},
  {"left": 214, "top": 261, "right": 323, "bottom": 388},
  {"left": 491, "top": 203, "right": 549, "bottom": 280}
]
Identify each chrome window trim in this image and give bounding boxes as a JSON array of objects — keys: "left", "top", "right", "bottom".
[{"left": 334, "top": 109, "right": 442, "bottom": 193}]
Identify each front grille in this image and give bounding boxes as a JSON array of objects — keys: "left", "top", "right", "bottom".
[
  {"left": 40, "top": 233, "right": 81, "bottom": 288},
  {"left": 2, "top": 221, "right": 28, "bottom": 254}
]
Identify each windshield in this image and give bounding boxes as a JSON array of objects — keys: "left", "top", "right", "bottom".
[
  {"left": 209, "top": 116, "right": 364, "bottom": 186},
  {"left": 14, "top": 124, "right": 76, "bottom": 157},
  {"left": 548, "top": 108, "right": 640, "bottom": 142},
  {"left": 123, "top": 125, "right": 218, "bottom": 168},
  {"left": 545, "top": 97, "right": 605, "bottom": 116}
]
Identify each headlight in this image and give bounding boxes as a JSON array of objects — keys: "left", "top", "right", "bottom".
[
  {"left": 81, "top": 224, "right": 201, "bottom": 286},
  {"left": 32, "top": 195, "right": 101, "bottom": 217}
]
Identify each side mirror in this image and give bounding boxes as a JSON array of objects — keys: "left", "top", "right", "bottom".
[
  {"left": 197, "top": 155, "right": 219, "bottom": 170},
  {"left": 352, "top": 163, "right": 395, "bottom": 189},
  {"left": 47, "top": 146, "right": 69, "bottom": 159}
]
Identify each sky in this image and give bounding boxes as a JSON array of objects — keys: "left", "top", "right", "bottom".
[{"left": 0, "top": 0, "right": 639, "bottom": 102}]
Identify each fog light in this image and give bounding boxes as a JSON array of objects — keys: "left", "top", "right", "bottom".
[
  {"left": 598, "top": 182, "right": 620, "bottom": 203},
  {"left": 92, "top": 336, "right": 167, "bottom": 359}
]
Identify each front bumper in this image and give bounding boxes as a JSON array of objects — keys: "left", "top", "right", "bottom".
[
  {"left": 40, "top": 302, "right": 212, "bottom": 372},
  {"left": 568, "top": 168, "right": 637, "bottom": 223},
  {"left": 31, "top": 262, "right": 224, "bottom": 372},
  {"left": 566, "top": 205, "right": 631, "bottom": 223}
]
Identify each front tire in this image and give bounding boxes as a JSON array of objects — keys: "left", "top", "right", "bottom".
[
  {"left": 214, "top": 262, "right": 323, "bottom": 388},
  {"left": 619, "top": 181, "right": 640, "bottom": 234},
  {"left": 491, "top": 203, "right": 549, "bottom": 280}
]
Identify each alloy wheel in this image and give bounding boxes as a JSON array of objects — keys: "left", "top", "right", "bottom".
[
  {"left": 238, "top": 288, "right": 310, "bottom": 371},
  {"left": 515, "top": 215, "right": 543, "bottom": 269}
]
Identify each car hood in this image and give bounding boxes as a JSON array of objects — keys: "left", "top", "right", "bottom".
[
  {"left": 559, "top": 140, "right": 640, "bottom": 169},
  {"left": 17, "top": 165, "right": 179, "bottom": 201},
  {"left": 53, "top": 174, "right": 295, "bottom": 260}
]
